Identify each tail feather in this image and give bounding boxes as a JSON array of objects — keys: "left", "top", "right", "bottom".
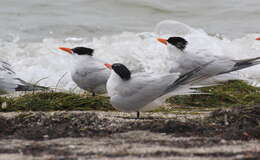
[
  {"left": 164, "top": 61, "right": 214, "bottom": 94},
  {"left": 15, "top": 84, "right": 48, "bottom": 91},
  {"left": 14, "top": 78, "right": 48, "bottom": 91},
  {"left": 220, "top": 57, "right": 260, "bottom": 75},
  {"left": 234, "top": 56, "right": 260, "bottom": 64}
]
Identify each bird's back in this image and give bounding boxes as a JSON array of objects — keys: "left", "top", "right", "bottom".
[
  {"left": 170, "top": 50, "right": 234, "bottom": 76},
  {"left": 108, "top": 72, "right": 178, "bottom": 112},
  {"left": 0, "top": 60, "right": 20, "bottom": 93}
]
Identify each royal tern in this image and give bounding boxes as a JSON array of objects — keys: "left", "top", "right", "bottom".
[
  {"left": 0, "top": 60, "right": 47, "bottom": 94},
  {"left": 157, "top": 37, "right": 260, "bottom": 78},
  {"left": 59, "top": 47, "right": 110, "bottom": 96},
  {"left": 104, "top": 62, "right": 213, "bottom": 118}
]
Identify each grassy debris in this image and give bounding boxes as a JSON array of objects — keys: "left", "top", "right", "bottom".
[
  {"left": 0, "top": 80, "right": 259, "bottom": 112},
  {"left": 0, "top": 105, "right": 259, "bottom": 140},
  {"left": 0, "top": 92, "right": 115, "bottom": 112},
  {"left": 0, "top": 112, "right": 112, "bottom": 139},
  {"left": 167, "top": 80, "right": 260, "bottom": 107},
  {"left": 204, "top": 105, "right": 260, "bottom": 140}
]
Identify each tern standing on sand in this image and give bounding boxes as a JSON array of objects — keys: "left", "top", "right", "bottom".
[{"left": 104, "top": 62, "right": 213, "bottom": 118}]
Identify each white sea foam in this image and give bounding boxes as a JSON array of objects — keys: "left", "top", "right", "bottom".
[{"left": 1, "top": 20, "right": 260, "bottom": 91}]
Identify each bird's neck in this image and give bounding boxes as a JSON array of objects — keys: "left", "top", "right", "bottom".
[
  {"left": 111, "top": 71, "right": 124, "bottom": 83},
  {"left": 71, "top": 56, "right": 94, "bottom": 71},
  {"left": 73, "top": 55, "right": 92, "bottom": 63},
  {"left": 106, "top": 71, "right": 122, "bottom": 96},
  {"left": 167, "top": 46, "right": 183, "bottom": 60},
  {"left": 77, "top": 55, "right": 92, "bottom": 59}
]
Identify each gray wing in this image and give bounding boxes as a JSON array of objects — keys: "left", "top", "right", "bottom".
[
  {"left": 0, "top": 60, "right": 15, "bottom": 75},
  {"left": 0, "top": 60, "right": 20, "bottom": 93},
  {"left": 0, "top": 60, "right": 47, "bottom": 93},
  {"left": 183, "top": 55, "right": 260, "bottom": 77},
  {"left": 171, "top": 52, "right": 218, "bottom": 74},
  {"left": 115, "top": 73, "right": 178, "bottom": 98},
  {"left": 172, "top": 52, "right": 241, "bottom": 77},
  {"left": 219, "top": 56, "right": 260, "bottom": 74},
  {"left": 164, "top": 60, "right": 214, "bottom": 94}
]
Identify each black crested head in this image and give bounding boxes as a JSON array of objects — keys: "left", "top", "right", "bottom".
[
  {"left": 72, "top": 47, "right": 94, "bottom": 56},
  {"left": 167, "top": 37, "right": 188, "bottom": 51},
  {"left": 112, "top": 63, "right": 131, "bottom": 80}
]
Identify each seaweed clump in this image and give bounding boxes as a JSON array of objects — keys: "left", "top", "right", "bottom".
[
  {"left": 167, "top": 80, "right": 260, "bottom": 107},
  {"left": 0, "top": 104, "right": 259, "bottom": 140},
  {"left": 0, "top": 112, "right": 112, "bottom": 139},
  {"left": 145, "top": 105, "right": 260, "bottom": 140},
  {"left": 0, "top": 92, "right": 115, "bottom": 112},
  {"left": 203, "top": 104, "right": 260, "bottom": 140}
]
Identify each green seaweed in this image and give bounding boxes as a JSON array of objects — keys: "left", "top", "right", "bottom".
[
  {"left": 167, "top": 80, "right": 260, "bottom": 107},
  {"left": 0, "top": 92, "right": 115, "bottom": 112},
  {"left": 0, "top": 80, "right": 259, "bottom": 112}
]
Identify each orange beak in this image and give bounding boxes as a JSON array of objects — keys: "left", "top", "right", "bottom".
[
  {"left": 157, "top": 38, "right": 168, "bottom": 45},
  {"left": 59, "top": 47, "right": 73, "bottom": 54},
  {"left": 104, "top": 63, "right": 112, "bottom": 70},
  {"left": 256, "top": 37, "right": 260, "bottom": 40}
]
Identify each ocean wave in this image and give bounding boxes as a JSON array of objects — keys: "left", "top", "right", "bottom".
[{"left": 1, "top": 20, "right": 260, "bottom": 91}]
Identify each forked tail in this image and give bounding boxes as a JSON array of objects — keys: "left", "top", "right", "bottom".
[
  {"left": 14, "top": 78, "right": 49, "bottom": 91},
  {"left": 220, "top": 57, "right": 260, "bottom": 75},
  {"left": 164, "top": 61, "right": 215, "bottom": 94}
]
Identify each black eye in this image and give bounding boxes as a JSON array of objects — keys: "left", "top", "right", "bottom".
[
  {"left": 72, "top": 47, "right": 94, "bottom": 56},
  {"left": 112, "top": 63, "right": 131, "bottom": 80}
]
